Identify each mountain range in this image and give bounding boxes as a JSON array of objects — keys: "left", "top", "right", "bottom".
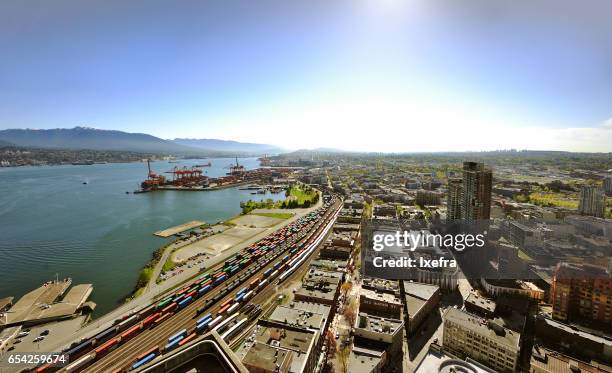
[
  {"left": 172, "top": 138, "right": 285, "bottom": 155},
  {"left": 0, "top": 127, "right": 284, "bottom": 156}
]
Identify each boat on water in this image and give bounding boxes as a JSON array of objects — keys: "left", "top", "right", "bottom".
[
  {"left": 194, "top": 162, "right": 212, "bottom": 167},
  {"left": 72, "top": 160, "right": 94, "bottom": 165}
]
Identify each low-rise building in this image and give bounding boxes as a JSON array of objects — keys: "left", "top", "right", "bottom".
[
  {"left": 241, "top": 320, "right": 319, "bottom": 373},
  {"left": 443, "top": 307, "right": 521, "bottom": 372},
  {"left": 402, "top": 281, "right": 441, "bottom": 335},
  {"left": 531, "top": 345, "right": 611, "bottom": 373},
  {"left": 535, "top": 315, "right": 612, "bottom": 364},
  {"left": 360, "top": 288, "right": 403, "bottom": 319}
]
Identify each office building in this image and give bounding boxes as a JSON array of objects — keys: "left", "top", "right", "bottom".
[
  {"left": 446, "top": 178, "right": 463, "bottom": 222},
  {"left": 578, "top": 185, "right": 606, "bottom": 218},
  {"left": 604, "top": 175, "right": 612, "bottom": 197},
  {"left": 461, "top": 161, "right": 493, "bottom": 222},
  {"left": 550, "top": 262, "right": 612, "bottom": 324}
]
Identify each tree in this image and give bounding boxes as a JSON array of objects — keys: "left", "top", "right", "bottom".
[
  {"left": 325, "top": 330, "right": 337, "bottom": 359},
  {"left": 337, "top": 346, "right": 351, "bottom": 373},
  {"left": 340, "top": 281, "right": 353, "bottom": 298},
  {"left": 343, "top": 298, "right": 358, "bottom": 328}
]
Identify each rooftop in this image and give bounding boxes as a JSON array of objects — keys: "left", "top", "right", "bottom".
[
  {"left": 269, "top": 305, "right": 326, "bottom": 331},
  {"left": 531, "top": 346, "right": 611, "bottom": 373},
  {"left": 416, "top": 346, "right": 495, "bottom": 373},
  {"left": 465, "top": 293, "right": 496, "bottom": 313},
  {"left": 1, "top": 280, "right": 94, "bottom": 326},
  {"left": 403, "top": 281, "right": 440, "bottom": 301},
  {"left": 444, "top": 308, "right": 520, "bottom": 349},
  {"left": 356, "top": 312, "right": 403, "bottom": 335},
  {"left": 360, "top": 288, "right": 402, "bottom": 306},
  {"left": 349, "top": 347, "right": 384, "bottom": 373}
]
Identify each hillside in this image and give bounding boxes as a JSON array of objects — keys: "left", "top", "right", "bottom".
[
  {"left": 172, "top": 138, "right": 286, "bottom": 155},
  {"left": 0, "top": 127, "right": 204, "bottom": 154}
]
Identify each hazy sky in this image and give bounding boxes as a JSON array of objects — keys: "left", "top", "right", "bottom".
[{"left": 1, "top": 0, "right": 611, "bottom": 152}]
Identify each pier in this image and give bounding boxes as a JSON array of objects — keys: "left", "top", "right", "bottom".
[{"left": 154, "top": 220, "right": 206, "bottom": 238}]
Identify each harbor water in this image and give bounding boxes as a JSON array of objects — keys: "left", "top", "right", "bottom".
[{"left": 0, "top": 158, "right": 285, "bottom": 316}]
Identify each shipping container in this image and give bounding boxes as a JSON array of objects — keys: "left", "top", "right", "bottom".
[
  {"left": 135, "top": 345, "right": 160, "bottom": 361},
  {"left": 94, "top": 337, "right": 119, "bottom": 355},
  {"left": 120, "top": 324, "right": 141, "bottom": 341},
  {"left": 227, "top": 303, "right": 240, "bottom": 314},
  {"left": 168, "top": 329, "right": 188, "bottom": 343},
  {"left": 142, "top": 312, "right": 161, "bottom": 328},
  {"left": 178, "top": 332, "right": 197, "bottom": 346},
  {"left": 156, "top": 297, "right": 173, "bottom": 310},
  {"left": 196, "top": 318, "right": 212, "bottom": 332},
  {"left": 198, "top": 284, "right": 212, "bottom": 295},
  {"left": 197, "top": 313, "right": 212, "bottom": 325},
  {"left": 178, "top": 296, "right": 192, "bottom": 308},
  {"left": 207, "top": 315, "right": 223, "bottom": 329},
  {"left": 64, "top": 353, "right": 95, "bottom": 373},
  {"left": 132, "top": 352, "right": 156, "bottom": 370},
  {"left": 153, "top": 312, "right": 171, "bottom": 327},
  {"left": 161, "top": 302, "right": 178, "bottom": 314},
  {"left": 164, "top": 336, "right": 183, "bottom": 352}
]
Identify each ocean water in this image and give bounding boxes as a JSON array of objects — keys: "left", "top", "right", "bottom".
[{"left": 0, "top": 158, "right": 284, "bottom": 316}]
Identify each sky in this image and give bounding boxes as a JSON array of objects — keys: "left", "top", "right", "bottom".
[{"left": 1, "top": 0, "right": 611, "bottom": 152}]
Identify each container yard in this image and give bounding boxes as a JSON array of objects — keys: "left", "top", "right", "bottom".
[
  {"left": 137, "top": 158, "right": 298, "bottom": 193},
  {"left": 33, "top": 192, "right": 341, "bottom": 373}
]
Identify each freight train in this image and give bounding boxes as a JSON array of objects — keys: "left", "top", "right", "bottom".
[{"left": 35, "top": 194, "right": 340, "bottom": 373}]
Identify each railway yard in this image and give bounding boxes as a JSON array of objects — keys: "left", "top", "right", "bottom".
[{"left": 32, "top": 192, "right": 342, "bottom": 373}]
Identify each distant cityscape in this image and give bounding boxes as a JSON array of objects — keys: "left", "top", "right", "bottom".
[{"left": 1, "top": 145, "right": 610, "bottom": 373}]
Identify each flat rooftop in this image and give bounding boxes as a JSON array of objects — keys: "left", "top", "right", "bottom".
[
  {"left": 465, "top": 293, "right": 496, "bottom": 313},
  {"left": 2, "top": 279, "right": 71, "bottom": 326},
  {"left": 404, "top": 281, "right": 439, "bottom": 300},
  {"left": 242, "top": 342, "right": 293, "bottom": 372},
  {"left": 405, "top": 295, "right": 427, "bottom": 318},
  {"left": 444, "top": 308, "right": 520, "bottom": 349},
  {"left": 356, "top": 312, "right": 403, "bottom": 335},
  {"left": 531, "top": 346, "right": 612, "bottom": 373},
  {"left": 360, "top": 288, "right": 402, "bottom": 306},
  {"left": 349, "top": 347, "right": 383, "bottom": 373},
  {"left": 269, "top": 305, "right": 326, "bottom": 331},
  {"left": 537, "top": 316, "right": 612, "bottom": 345}
]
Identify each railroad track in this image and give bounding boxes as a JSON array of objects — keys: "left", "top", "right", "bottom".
[{"left": 82, "top": 198, "right": 341, "bottom": 372}]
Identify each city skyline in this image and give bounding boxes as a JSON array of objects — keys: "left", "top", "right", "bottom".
[{"left": 1, "top": 0, "right": 612, "bottom": 152}]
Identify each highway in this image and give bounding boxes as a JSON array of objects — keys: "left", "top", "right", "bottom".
[{"left": 80, "top": 196, "right": 341, "bottom": 372}]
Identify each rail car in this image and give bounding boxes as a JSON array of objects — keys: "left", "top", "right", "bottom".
[{"left": 221, "top": 317, "right": 248, "bottom": 342}]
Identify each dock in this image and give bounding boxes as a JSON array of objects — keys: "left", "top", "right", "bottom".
[
  {"left": 0, "top": 279, "right": 94, "bottom": 327},
  {"left": 154, "top": 220, "right": 206, "bottom": 237}
]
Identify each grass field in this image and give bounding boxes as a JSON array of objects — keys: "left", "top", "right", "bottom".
[
  {"left": 288, "top": 186, "right": 317, "bottom": 205},
  {"left": 528, "top": 192, "right": 579, "bottom": 209},
  {"left": 162, "top": 255, "right": 178, "bottom": 272}
]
